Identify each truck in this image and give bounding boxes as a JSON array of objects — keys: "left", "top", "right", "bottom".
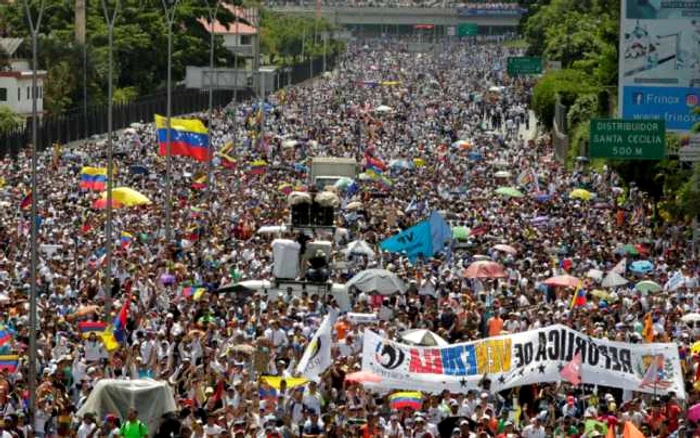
[{"left": 309, "top": 157, "right": 358, "bottom": 189}]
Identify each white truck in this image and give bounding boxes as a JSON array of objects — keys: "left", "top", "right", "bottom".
[{"left": 310, "top": 157, "right": 358, "bottom": 189}]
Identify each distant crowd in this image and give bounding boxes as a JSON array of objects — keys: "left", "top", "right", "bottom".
[{"left": 261, "top": 0, "right": 520, "bottom": 8}]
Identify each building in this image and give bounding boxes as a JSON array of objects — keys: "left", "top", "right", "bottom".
[
  {"left": 197, "top": 5, "right": 259, "bottom": 67},
  {"left": 0, "top": 38, "right": 47, "bottom": 118}
]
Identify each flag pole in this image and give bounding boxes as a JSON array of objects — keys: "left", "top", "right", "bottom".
[
  {"left": 205, "top": 0, "right": 220, "bottom": 206},
  {"left": 101, "top": 0, "right": 120, "bottom": 319},
  {"left": 22, "top": 0, "right": 48, "bottom": 424}
]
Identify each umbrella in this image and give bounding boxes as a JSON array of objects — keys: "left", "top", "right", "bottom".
[
  {"left": 492, "top": 244, "right": 517, "bottom": 255},
  {"left": 531, "top": 215, "right": 550, "bottom": 224},
  {"left": 586, "top": 269, "right": 604, "bottom": 281},
  {"left": 452, "top": 226, "right": 470, "bottom": 240},
  {"left": 373, "top": 105, "right": 393, "bottom": 113},
  {"left": 570, "top": 188, "right": 593, "bottom": 201},
  {"left": 495, "top": 187, "right": 524, "bottom": 198},
  {"left": 92, "top": 198, "right": 124, "bottom": 210},
  {"left": 160, "top": 273, "right": 175, "bottom": 285},
  {"left": 534, "top": 193, "right": 552, "bottom": 202},
  {"left": 346, "top": 269, "right": 406, "bottom": 295},
  {"left": 682, "top": 313, "right": 700, "bottom": 323},
  {"left": 493, "top": 160, "right": 509, "bottom": 168},
  {"left": 281, "top": 139, "right": 299, "bottom": 149},
  {"left": 629, "top": 260, "right": 654, "bottom": 274},
  {"left": 400, "top": 329, "right": 449, "bottom": 347},
  {"left": 494, "top": 171, "right": 512, "bottom": 178},
  {"left": 635, "top": 280, "right": 662, "bottom": 293},
  {"left": 614, "top": 244, "right": 639, "bottom": 256},
  {"left": 102, "top": 187, "right": 152, "bottom": 207},
  {"left": 543, "top": 275, "right": 581, "bottom": 289},
  {"left": 688, "top": 403, "right": 700, "bottom": 423},
  {"left": 591, "top": 289, "right": 611, "bottom": 300},
  {"left": 389, "top": 159, "right": 414, "bottom": 170},
  {"left": 451, "top": 140, "right": 470, "bottom": 149},
  {"left": 345, "top": 371, "right": 382, "bottom": 383},
  {"left": 463, "top": 261, "right": 506, "bottom": 279},
  {"left": 278, "top": 183, "right": 293, "bottom": 195},
  {"left": 601, "top": 272, "right": 628, "bottom": 288},
  {"left": 334, "top": 177, "right": 354, "bottom": 190},
  {"left": 467, "top": 151, "right": 483, "bottom": 161},
  {"left": 346, "top": 201, "right": 363, "bottom": 211},
  {"left": 344, "top": 240, "right": 375, "bottom": 259},
  {"left": 129, "top": 165, "right": 149, "bottom": 175},
  {"left": 693, "top": 342, "right": 700, "bottom": 355}
]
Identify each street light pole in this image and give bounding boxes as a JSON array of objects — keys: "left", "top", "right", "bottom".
[
  {"left": 205, "top": 0, "right": 220, "bottom": 204},
  {"left": 21, "top": 0, "right": 47, "bottom": 425},
  {"left": 162, "top": 0, "right": 181, "bottom": 242},
  {"left": 101, "top": 0, "right": 119, "bottom": 318}
]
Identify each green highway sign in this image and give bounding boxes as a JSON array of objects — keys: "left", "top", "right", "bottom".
[
  {"left": 506, "top": 57, "right": 542, "bottom": 75},
  {"left": 457, "top": 23, "right": 478, "bottom": 37},
  {"left": 589, "top": 119, "right": 666, "bottom": 160}
]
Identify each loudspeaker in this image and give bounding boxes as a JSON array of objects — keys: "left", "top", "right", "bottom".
[
  {"left": 310, "top": 202, "right": 334, "bottom": 226},
  {"left": 291, "top": 203, "right": 310, "bottom": 226}
]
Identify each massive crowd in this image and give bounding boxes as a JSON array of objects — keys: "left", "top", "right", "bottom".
[
  {"left": 0, "top": 37, "right": 697, "bottom": 438},
  {"left": 260, "top": 0, "right": 520, "bottom": 9}
]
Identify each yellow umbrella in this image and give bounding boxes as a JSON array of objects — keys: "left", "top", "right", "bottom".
[
  {"left": 101, "top": 187, "right": 152, "bottom": 206},
  {"left": 413, "top": 158, "right": 426, "bottom": 167},
  {"left": 591, "top": 289, "right": 611, "bottom": 300},
  {"left": 570, "top": 189, "right": 593, "bottom": 201},
  {"left": 692, "top": 341, "right": 700, "bottom": 355}
]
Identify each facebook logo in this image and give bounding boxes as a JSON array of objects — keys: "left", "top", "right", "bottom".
[{"left": 632, "top": 92, "right": 644, "bottom": 105}]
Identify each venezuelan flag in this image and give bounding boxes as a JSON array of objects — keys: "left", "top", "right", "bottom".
[
  {"left": 120, "top": 232, "right": 134, "bottom": 249},
  {"left": 365, "top": 154, "right": 387, "bottom": 172},
  {"left": 218, "top": 152, "right": 237, "bottom": 169},
  {"left": 79, "top": 167, "right": 108, "bottom": 190},
  {"left": 113, "top": 296, "right": 130, "bottom": 344},
  {"left": 249, "top": 160, "right": 267, "bottom": 175},
  {"left": 0, "top": 355, "right": 19, "bottom": 372},
  {"left": 191, "top": 174, "right": 208, "bottom": 190},
  {"left": 19, "top": 191, "right": 32, "bottom": 211},
  {"left": 155, "top": 114, "right": 211, "bottom": 162},
  {"left": 389, "top": 392, "right": 422, "bottom": 410},
  {"left": 77, "top": 321, "right": 108, "bottom": 338},
  {"left": 182, "top": 286, "right": 206, "bottom": 301},
  {"left": 570, "top": 282, "right": 587, "bottom": 310}
]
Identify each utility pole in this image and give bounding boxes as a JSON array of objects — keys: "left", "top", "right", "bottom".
[{"left": 205, "top": 0, "right": 220, "bottom": 203}]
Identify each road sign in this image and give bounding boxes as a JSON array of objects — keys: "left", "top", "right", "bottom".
[
  {"left": 447, "top": 26, "right": 456, "bottom": 37},
  {"left": 457, "top": 23, "right": 478, "bottom": 37},
  {"left": 679, "top": 134, "right": 700, "bottom": 162},
  {"left": 589, "top": 119, "right": 666, "bottom": 160},
  {"left": 506, "top": 57, "right": 542, "bottom": 75}
]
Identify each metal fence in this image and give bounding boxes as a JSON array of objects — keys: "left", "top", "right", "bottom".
[{"left": 0, "top": 54, "right": 336, "bottom": 159}]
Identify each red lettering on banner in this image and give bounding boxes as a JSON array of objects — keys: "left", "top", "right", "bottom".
[{"left": 409, "top": 348, "right": 445, "bottom": 374}]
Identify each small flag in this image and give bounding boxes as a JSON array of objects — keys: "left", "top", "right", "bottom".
[
  {"left": 623, "top": 421, "right": 646, "bottom": 438},
  {"left": 0, "top": 327, "right": 13, "bottom": 347},
  {"left": 191, "top": 173, "right": 208, "bottom": 190},
  {"left": 639, "top": 356, "right": 664, "bottom": 388},
  {"left": 100, "top": 329, "right": 120, "bottom": 352},
  {"left": 560, "top": 351, "right": 582, "bottom": 385},
  {"left": 77, "top": 321, "right": 108, "bottom": 339},
  {"left": 20, "top": 191, "right": 32, "bottom": 211},
  {"left": 120, "top": 231, "right": 134, "bottom": 249},
  {"left": 389, "top": 392, "right": 422, "bottom": 410},
  {"left": 249, "top": 160, "right": 267, "bottom": 175},
  {"left": 113, "top": 295, "right": 130, "bottom": 344},
  {"left": 0, "top": 355, "right": 19, "bottom": 372},
  {"left": 569, "top": 282, "right": 586, "bottom": 310},
  {"left": 642, "top": 312, "right": 654, "bottom": 342},
  {"left": 182, "top": 286, "right": 206, "bottom": 301},
  {"left": 218, "top": 152, "right": 237, "bottom": 169}
]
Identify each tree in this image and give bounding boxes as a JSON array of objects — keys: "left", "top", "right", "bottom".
[{"left": 0, "top": 106, "right": 24, "bottom": 133}]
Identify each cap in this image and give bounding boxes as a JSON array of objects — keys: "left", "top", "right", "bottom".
[{"left": 567, "top": 395, "right": 575, "bottom": 404}]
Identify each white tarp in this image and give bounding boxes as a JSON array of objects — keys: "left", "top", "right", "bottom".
[
  {"left": 362, "top": 324, "right": 685, "bottom": 398},
  {"left": 77, "top": 379, "right": 177, "bottom": 435}
]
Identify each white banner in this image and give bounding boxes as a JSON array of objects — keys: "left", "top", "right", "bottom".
[
  {"left": 347, "top": 312, "right": 378, "bottom": 324},
  {"left": 361, "top": 324, "right": 685, "bottom": 398},
  {"left": 297, "top": 314, "right": 334, "bottom": 381}
]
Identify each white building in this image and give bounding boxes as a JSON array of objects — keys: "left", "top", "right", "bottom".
[
  {"left": 197, "top": 5, "right": 259, "bottom": 64},
  {"left": 0, "top": 38, "right": 47, "bottom": 117}
]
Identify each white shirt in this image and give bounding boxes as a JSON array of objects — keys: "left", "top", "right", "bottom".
[
  {"left": 522, "top": 424, "right": 546, "bottom": 438},
  {"left": 77, "top": 422, "right": 97, "bottom": 438},
  {"left": 203, "top": 424, "right": 224, "bottom": 437}
]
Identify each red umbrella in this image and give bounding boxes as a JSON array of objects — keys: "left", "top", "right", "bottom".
[
  {"left": 92, "top": 198, "right": 123, "bottom": 210},
  {"left": 463, "top": 261, "right": 506, "bottom": 279},
  {"left": 543, "top": 274, "right": 581, "bottom": 289},
  {"left": 345, "top": 371, "right": 382, "bottom": 384}
]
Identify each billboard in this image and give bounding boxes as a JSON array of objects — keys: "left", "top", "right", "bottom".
[{"left": 618, "top": 0, "right": 700, "bottom": 131}]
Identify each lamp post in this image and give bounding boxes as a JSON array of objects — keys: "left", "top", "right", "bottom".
[
  {"left": 21, "top": 0, "right": 47, "bottom": 425},
  {"left": 101, "top": 0, "right": 119, "bottom": 318},
  {"left": 162, "top": 0, "right": 181, "bottom": 241},
  {"left": 205, "top": 0, "right": 220, "bottom": 203}
]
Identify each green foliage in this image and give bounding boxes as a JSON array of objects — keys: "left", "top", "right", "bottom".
[
  {"left": 113, "top": 87, "right": 139, "bottom": 105},
  {"left": 259, "top": 10, "right": 338, "bottom": 65},
  {"left": 0, "top": 106, "right": 24, "bottom": 133},
  {"left": 531, "top": 69, "right": 597, "bottom": 129}
]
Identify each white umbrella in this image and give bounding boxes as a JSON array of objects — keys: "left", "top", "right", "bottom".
[
  {"left": 256, "top": 225, "right": 287, "bottom": 235},
  {"left": 601, "top": 271, "right": 628, "bottom": 288},
  {"left": 681, "top": 313, "right": 700, "bottom": 323},
  {"left": 346, "top": 269, "right": 406, "bottom": 295},
  {"left": 281, "top": 139, "right": 299, "bottom": 149},
  {"left": 586, "top": 269, "right": 604, "bottom": 281},
  {"left": 374, "top": 105, "right": 393, "bottom": 113},
  {"left": 344, "top": 240, "right": 375, "bottom": 260},
  {"left": 400, "top": 329, "right": 449, "bottom": 347},
  {"left": 494, "top": 171, "right": 512, "bottom": 178}
]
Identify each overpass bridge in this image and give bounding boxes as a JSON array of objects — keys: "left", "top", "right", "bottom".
[{"left": 272, "top": 6, "right": 522, "bottom": 35}]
